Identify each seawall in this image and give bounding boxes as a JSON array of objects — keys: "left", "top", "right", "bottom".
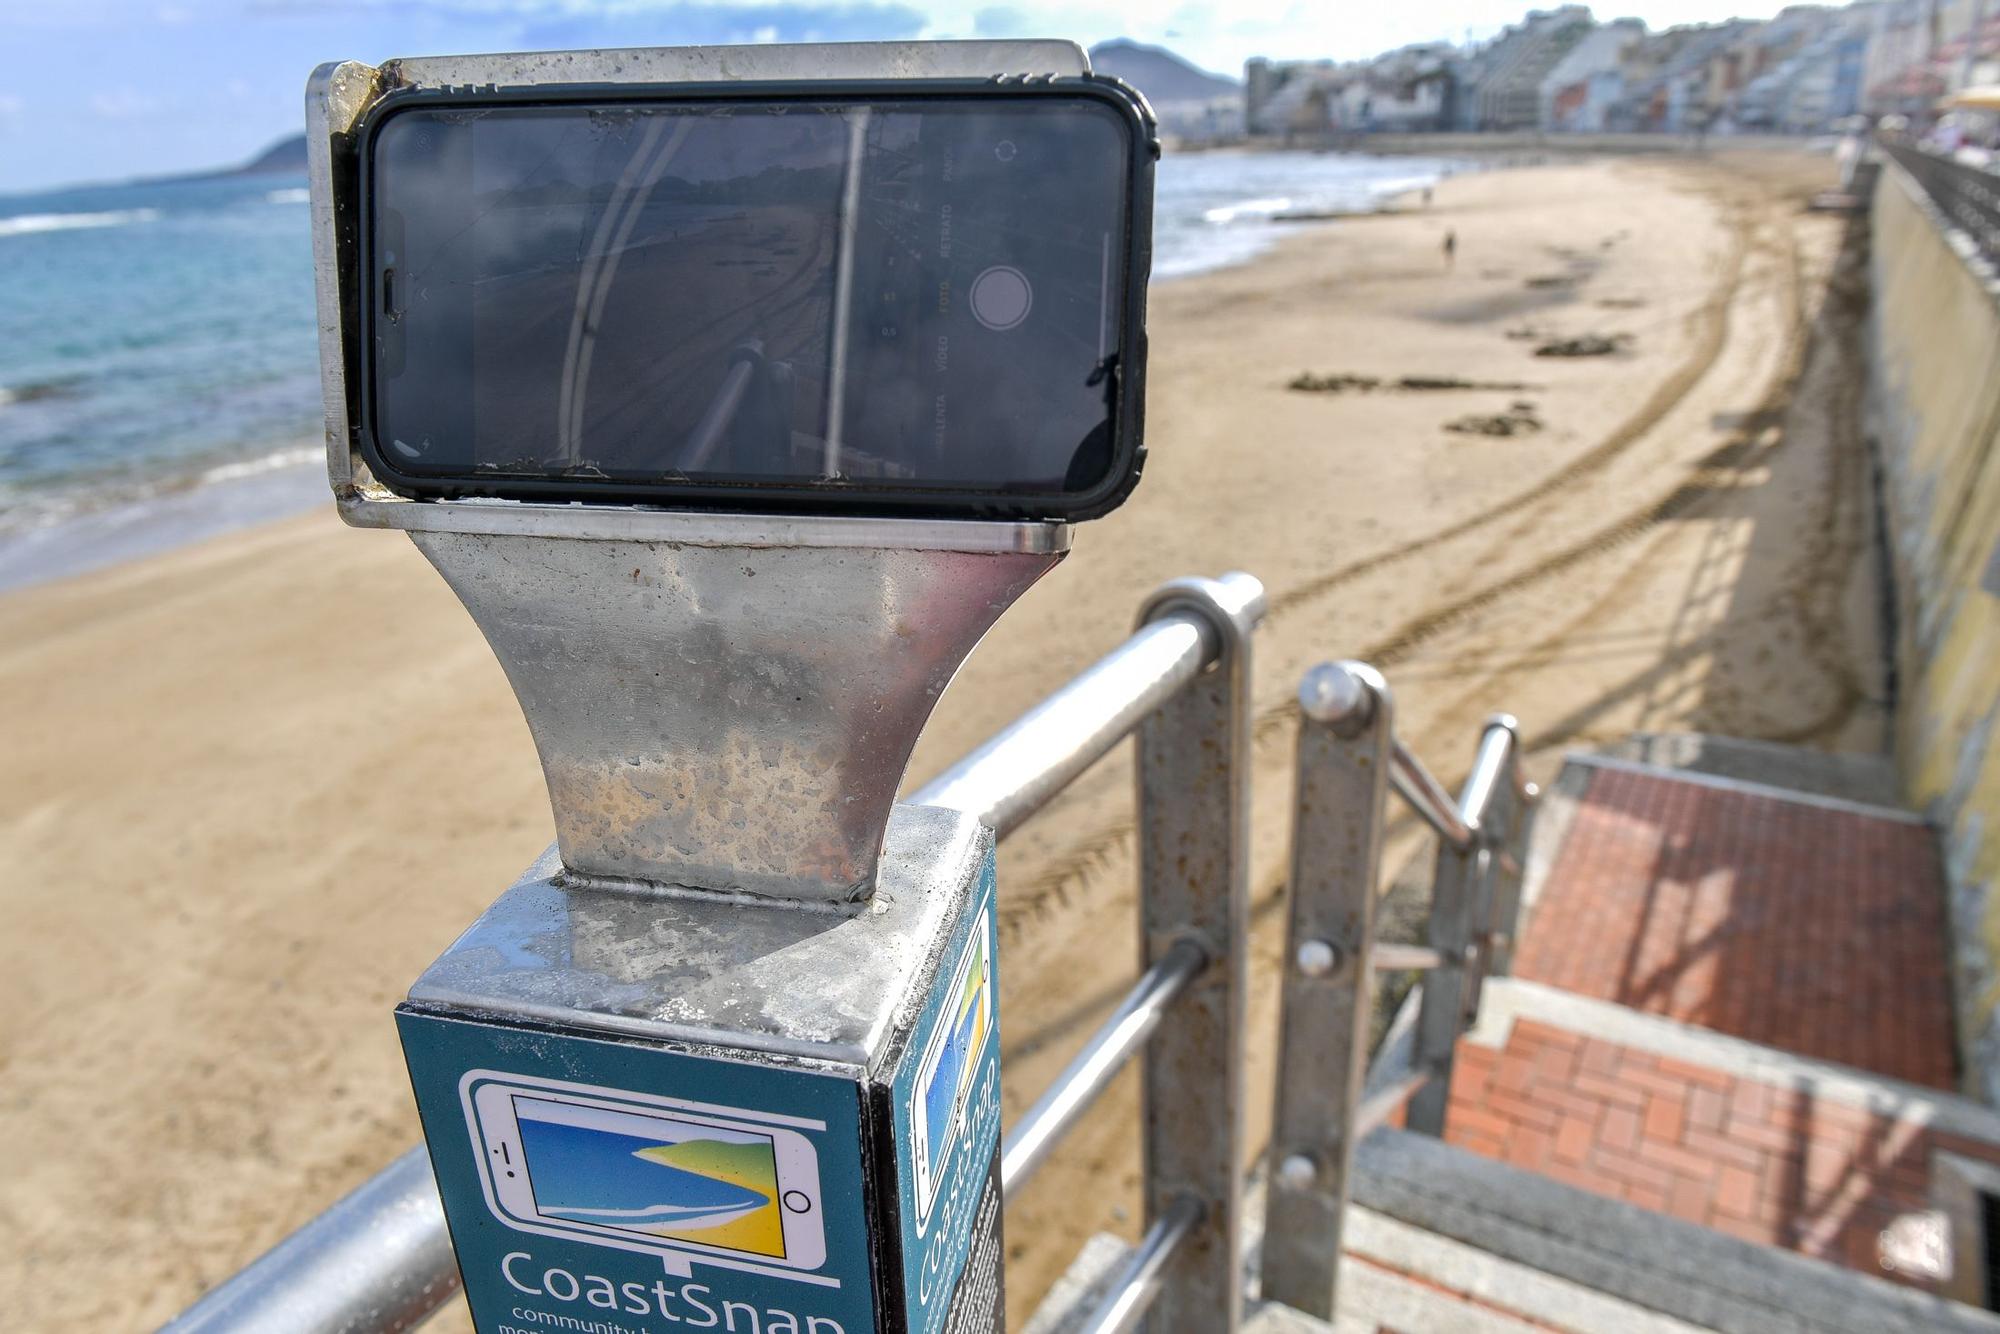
[{"left": 1867, "top": 150, "right": 2000, "bottom": 1103}]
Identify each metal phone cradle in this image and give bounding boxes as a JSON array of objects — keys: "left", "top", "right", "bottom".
[{"left": 309, "top": 39, "right": 1102, "bottom": 1334}]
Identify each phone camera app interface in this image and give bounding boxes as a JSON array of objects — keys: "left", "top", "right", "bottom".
[{"left": 513, "top": 1098, "right": 798, "bottom": 1260}]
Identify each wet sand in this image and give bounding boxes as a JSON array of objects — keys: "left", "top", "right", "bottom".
[{"left": 0, "top": 148, "right": 1882, "bottom": 1330}]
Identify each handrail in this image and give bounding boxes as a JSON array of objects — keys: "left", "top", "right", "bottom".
[
  {"left": 165, "top": 579, "right": 1252, "bottom": 1334},
  {"left": 1389, "top": 741, "right": 1475, "bottom": 850},
  {"left": 1880, "top": 139, "right": 2000, "bottom": 275},
  {"left": 1001, "top": 938, "right": 1208, "bottom": 1196},
  {"left": 909, "top": 612, "right": 1216, "bottom": 836},
  {"left": 1352, "top": 1065, "right": 1435, "bottom": 1141},
  {"left": 1075, "top": 1197, "right": 1202, "bottom": 1334},
  {"left": 1370, "top": 943, "right": 1443, "bottom": 972},
  {"left": 1456, "top": 715, "right": 1521, "bottom": 839},
  {"left": 158, "top": 1149, "right": 455, "bottom": 1334}
]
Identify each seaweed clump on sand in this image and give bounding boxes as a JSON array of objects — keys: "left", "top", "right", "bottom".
[
  {"left": 1445, "top": 400, "right": 1543, "bottom": 437},
  {"left": 1398, "top": 375, "right": 1535, "bottom": 391},
  {"left": 1290, "top": 373, "right": 1539, "bottom": 394},
  {"left": 1534, "top": 333, "right": 1631, "bottom": 358},
  {"left": 1289, "top": 372, "right": 1383, "bottom": 393}
]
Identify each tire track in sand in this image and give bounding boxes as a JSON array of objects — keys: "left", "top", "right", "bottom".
[{"left": 998, "top": 171, "right": 1780, "bottom": 942}]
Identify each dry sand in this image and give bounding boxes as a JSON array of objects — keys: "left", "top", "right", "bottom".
[{"left": 0, "top": 148, "right": 1882, "bottom": 1330}]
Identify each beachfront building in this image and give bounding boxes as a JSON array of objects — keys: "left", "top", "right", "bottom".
[
  {"left": 1244, "top": 56, "right": 1347, "bottom": 136},
  {"left": 1863, "top": 0, "right": 2000, "bottom": 116},
  {"left": 1456, "top": 5, "right": 1597, "bottom": 130},
  {"left": 1863, "top": 0, "right": 1943, "bottom": 115},
  {"left": 1540, "top": 18, "right": 1646, "bottom": 131},
  {"left": 1935, "top": 4, "right": 2000, "bottom": 90},
  {"left": 1736, "top": 7, "right": 1872, "bottom": 130},
  {"left": 1336, "top": 43, "right": 1459, "bottom": 131},
  {"left": 1607, "top": 20, "right": 1762, "bottom": 132}
]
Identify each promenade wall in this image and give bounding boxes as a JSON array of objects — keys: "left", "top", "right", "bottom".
[{"left": 1868, "top": 155, "right": 2000, "bottom": 1102}]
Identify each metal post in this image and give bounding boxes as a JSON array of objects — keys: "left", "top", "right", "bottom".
[
  {"left": 1460, "top": 843, "right": 1499, "bottom": 1029},
  {"left": 1486, "top": 774, "right": 1529, "bottom": 979},
  {"left": 1133, "top": 572, "right": 1263, "bottom": 1334},
  {"left": 1404, "top": 783, "right": 1481, "bottom": 1136},
  {"left": 1259, "top": 662, "right": 1394, "bottom": 1319},
  {"left": 1465, "top": 716, "right": 1522, "bottom": 1005},
  {"left": 1407, "top": 717, "right": 1518, "bottom": 1135}
]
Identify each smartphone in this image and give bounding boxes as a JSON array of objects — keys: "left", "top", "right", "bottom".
[
  {"left": 909, "top": 903, "right": 994, "bottom": 1226},
  {"left": 356, "top": 81, "right": 1155, "bottom": 519},
  {"left": 462, "top": 1071, "right": 828, "bottom": 1273}
]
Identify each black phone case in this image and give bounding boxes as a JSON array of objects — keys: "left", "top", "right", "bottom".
[{"left": 348, "top": 76, "right": 1158, "bottom": 522}]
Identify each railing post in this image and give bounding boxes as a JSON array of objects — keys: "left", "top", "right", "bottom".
[
  {"left": 1484, "top": 782, "right": 1527, "bottom": 981},
  {"left": 1460, "top": 842, "right": 1499, "bottom": 1029},
  {"left": 1133, "top": 572, "right": 1264, "bottom": 1334},
  {"left": 1467, "top": 716, "right": 1523, "bottom": 998},
  {"left": 1407, "top": 716, "right": 1519, "bottom": 1135},
  {"left": 1405, "top": 793, "right": 1480, "bottom": 1135},
  {"left": 1259, "top": 662, "right": 1394, "bottom": 1320}
]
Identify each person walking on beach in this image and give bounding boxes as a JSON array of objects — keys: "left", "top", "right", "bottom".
[{"left": 1443, "top": 229, "right": 1457, "bottom": 271}]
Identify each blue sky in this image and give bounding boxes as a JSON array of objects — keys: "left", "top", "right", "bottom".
[{"left": 0, "top": 0, "right": 1794, "bottom": 194}]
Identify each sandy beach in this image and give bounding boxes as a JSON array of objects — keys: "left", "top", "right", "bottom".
[{"left": 0, "top": 147, "right": 1883, "bottom": 1330}]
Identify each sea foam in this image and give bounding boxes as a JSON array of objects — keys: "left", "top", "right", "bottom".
[{"left": 0, "top": 207, "right": 161, "bottom": 239}]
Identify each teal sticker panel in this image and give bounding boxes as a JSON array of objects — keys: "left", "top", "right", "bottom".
[
  {"left": 399, "top": 1011, "right": 880, "bottom": 1334},
  {"left": 889, "top": 854, "right": 1002, "bottom": 1333}
]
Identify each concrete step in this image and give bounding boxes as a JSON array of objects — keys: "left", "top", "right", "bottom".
[
  {"left": 1572, "top": 732, "right": 1906, "bottom": 809},
  {"left": 1023, "top": 1197, "right": 1727, "bottom": 1333},
  {"left": 1024, "top": 1154, "right": 1743, "bottom": 1334},
  {"left": 1354, "top": 1127, "right": 2000, "bottom": 1333},
  {"left": 1337, "top": 1202, "right": 1714, "bottom": 1333},
  {"left": 1020, "top": 1223, "right": 1656, "bottom": 1334},
  {"left": 1021, "top": 1231, "right": 1338, "bottom": 1334}
]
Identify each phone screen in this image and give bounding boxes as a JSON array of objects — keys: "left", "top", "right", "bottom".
[
  {"left": 364, "top": 92, "right": 1143, "bottom": 512},
  {"left": 511, "top": 1096, "right": 793, "bottom": 1259}
]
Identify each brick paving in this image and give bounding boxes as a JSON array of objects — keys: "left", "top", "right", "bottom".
[
  {"left": 1440, "top": 1019, "right": 2000, "bottom": 1286},
  {"left": 1511, "top": 764, "right": 1956, "bottom": 1089},
  {"left": 1409, "top": 761, "right": 1984, "bottom": 1289}
]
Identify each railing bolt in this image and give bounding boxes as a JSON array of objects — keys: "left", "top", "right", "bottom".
[
  {"left": 1276, "top": 1153, "right": 1318, "bottom": 1191},
  {"left": 1297, "top": 662, "right": 1372, "bottom": 729},
  {"left": 1296, "top": 939, "right": 1341, "bottom": 977}
]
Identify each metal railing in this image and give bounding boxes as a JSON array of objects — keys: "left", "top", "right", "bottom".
[
  {"left": 165, "top": 572, "right": 1266, "bottom": 1334},
  {"left": 1881, "top": 139, "right": 2000, "bottom": 276},
  {"left": 165, "top": 579, "right": 1533, "bottom": 1334},
  {"left": 1259, "top": 661, "right": 1535, "bottom": 1321}
]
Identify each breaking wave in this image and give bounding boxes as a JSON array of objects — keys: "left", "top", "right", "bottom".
[{"left": 0, "top": 207, "right": 161, "bottom": 239}]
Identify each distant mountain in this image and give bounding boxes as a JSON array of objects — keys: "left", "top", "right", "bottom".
[
  {"left": 232, "top": 134, "right": 308, "bottom": 176},
  {"left": 151, "top": 134, "right": 305, "bottom": 186},
  {"left": 1089, "top": 39, "right": 1239, "bottom": 105}
]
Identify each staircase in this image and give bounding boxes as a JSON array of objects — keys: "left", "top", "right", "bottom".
[{"left": 1030, "top": 737, "right": 2000, "bottom": 1332}]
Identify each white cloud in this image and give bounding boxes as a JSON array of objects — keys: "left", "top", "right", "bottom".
[{"left": 89, "top": 89, "right": 163, "bottom": 120}]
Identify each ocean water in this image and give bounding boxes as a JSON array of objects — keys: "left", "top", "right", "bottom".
[
  {"left": 1150, "top": 150, "right": 1460, "bottom": 278},
  {"left": 0, "top": 174, "right": 322, "bottom": 536},
  {"left": 0, "top": 149, "right": 1456, "bottom": 586}
]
